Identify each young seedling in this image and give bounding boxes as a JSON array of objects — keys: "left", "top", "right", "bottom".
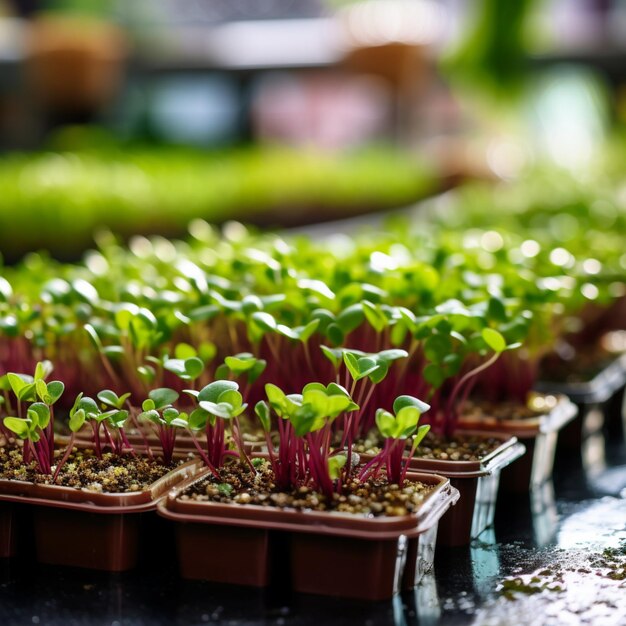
[
  {"left": 163, "top": 352, "right": 204, "bottom": 388},
  {"left": 4, "top": 402, "right": 54, "bottom": 474},
  {"left": 143, "top": 344, "right": 211, "bottom": 394},
  {"left": 275, "top": 318, "right": 320, "bottom": 374},
  {"left": 440, "top": 327, "right": 520, "bottom": 437},
  {"left": 214, "top": 352, "right": 266, "bottom": 400},
  {"left": 84, "top": 305, "right": 163, "bottom": 397},
  {"left": 255, "top": 382, "right": 358, "bottom": 497},
  {"left": 0, "top": 374, "right": 15, "bottom": 441},
  {"left": 2, "top": 363, "right": 80, "bottom": 481},
  {"left": 321, "top": 346, "right": 408, "bottom": 449},
  {"left": 68, "top": 392, "right": 132, "bottom": 457},
  {"left": 69, "top": 394, "right": 104, "bottom": 457},
  {"left": 138, "top": 387, "right": 187, "bottom": 464},
  {"left": 360, "top": 395, "right": 430, "bottom": 485},
  {"left": 182, "top": 380, "right": 251, "bottom": 477}
]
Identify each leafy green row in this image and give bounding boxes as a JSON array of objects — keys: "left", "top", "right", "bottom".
[
  {"left": 0, "top": 145, "right": 436, "bottom": 260},
  {"left": 1, "top": 361, "right": 431, "bottom": 493},
  {"left": 0, "top": 167, "right": 623, "bottom": 433}
]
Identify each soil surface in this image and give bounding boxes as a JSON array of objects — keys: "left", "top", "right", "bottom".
[
  {"left": 178, "top": 459, "right": 434, "bottom": 517},
  {"left": 0, "top": 446, "right": 175, "bottom": 492},
  {"left": 355, "top": 430, "right": 506, "bottom": 462},
  {"left": 461, "top": 398, "right": 547, "bottom": 422}
]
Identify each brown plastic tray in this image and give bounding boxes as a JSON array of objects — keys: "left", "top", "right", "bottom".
[
  {"left": 536, "top": 352, "right": 626, "bottom": 404},
  {"left": 457, "top": 395, "right": 577, "bottom": 493},
  {"left": 0, "top": 459, "right": 200, "bottom": 570},
  {"left": 158, "top": 469, "right": 459, "bottom": 600},
  {"left": 402, "top": 432, "right": 526, "bottom": 547},
  {"left": 537, "top": 353, "right": 626, "bottom": 454},
  {"left": 0, "top": 502, "right": 17, "bottom": 559}
]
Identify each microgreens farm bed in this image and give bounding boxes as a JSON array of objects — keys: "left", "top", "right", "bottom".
[{"left": 0, "top": 170, "right": 624, "bottom": 599}]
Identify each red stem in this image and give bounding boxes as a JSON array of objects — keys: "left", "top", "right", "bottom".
[{"left": 52, "top": 434, "right": 75, "bottom": 482}]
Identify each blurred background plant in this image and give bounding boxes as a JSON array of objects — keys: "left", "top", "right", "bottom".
[{"left": 0, "top": 0, "right": 623, "bottom": 260}]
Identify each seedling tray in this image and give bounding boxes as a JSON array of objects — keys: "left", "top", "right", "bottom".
[
  {"left": 536, "top": 353, "right": 626, "bottom": 454},
  {"left": 401, "top": 432, "right": 526, "bottom": 547},
  {"left": 535, "top": 353, "right": 626, "bottom": 405},
  {"left": 0, "top": 459, "right": 199, "bottom": 570},
  {"left": 457, "top": 395, "right": 577, "bottom": 493},
  {"left": 158, "top": 469, "right": 459, "bottom": 601},
  {"left": 0, "top": 501, "right": 17, "bottom": 559}
]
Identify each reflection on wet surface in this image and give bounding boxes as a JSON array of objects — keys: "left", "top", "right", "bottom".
[
  {"left": 470, "top": 499, "right": 626, "bottom": 625},
  {"left": 558, "top": 497, "right": 626, "bottom": 549},
  {"left": 461, "top": 424, "right": 626, "bottom": 626},
  {"left": 0, "top": 431, "right": 625, "bottom": 625}
]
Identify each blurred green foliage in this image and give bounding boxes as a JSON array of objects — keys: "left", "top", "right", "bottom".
[
  {"left": 446, "top": 0, "right": 536, "bottom": 98},
  {"left": 0, "top": 145, "right": 436, "bottom": 261},
  {"left": 41, "top": 0, "right": 111, "bottom": 17}
]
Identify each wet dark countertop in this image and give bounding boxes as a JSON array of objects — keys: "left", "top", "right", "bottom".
[{"left": 1, "top": 421, "right": 625, "bottom": 626}]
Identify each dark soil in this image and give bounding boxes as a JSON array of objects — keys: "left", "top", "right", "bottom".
[
  {"left": 0, "top": 446, "right": 175, "bottom": 493},
  {"left": 461, "top": 398, "right": 547, "bottom": 422},
  {"left": 178, "top": 460, "right": 434, "bottom": 517},
  {"left": 414, "top": 431, "right": 505, "bottom": 461},
  {"left": 354, "top": 430, "right": 505, "bottom": 462}
]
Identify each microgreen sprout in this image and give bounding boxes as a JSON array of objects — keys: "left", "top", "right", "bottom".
[
  {"left": 320, "top": 346, "right": 408, "bottom": 460},
  {"left": 138, "top": 387, "right": 186, "bottom": 464},
  {"left": 437, "top": 327, "right": 521, "bottom": 437},
  {"left": 163, "top": 353, "right": 204, "bottom": 386},
  {"left": 68, "top": 391, "right": 132, "bottom": 457},
  {"left": 214, "top": 352, "right": 267, "bottom": 401},
  {"left": 182, "top": 381, "right": 252, "bottom": 478},
  {"left": 2, "top": 362, "right": 75, "bottom": 480},
  {"left": 256, "top": 382, "right": 358, "bottom": 497},
  {"left": 360, "top": 395, "right": 430, "bottom": 486}
]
